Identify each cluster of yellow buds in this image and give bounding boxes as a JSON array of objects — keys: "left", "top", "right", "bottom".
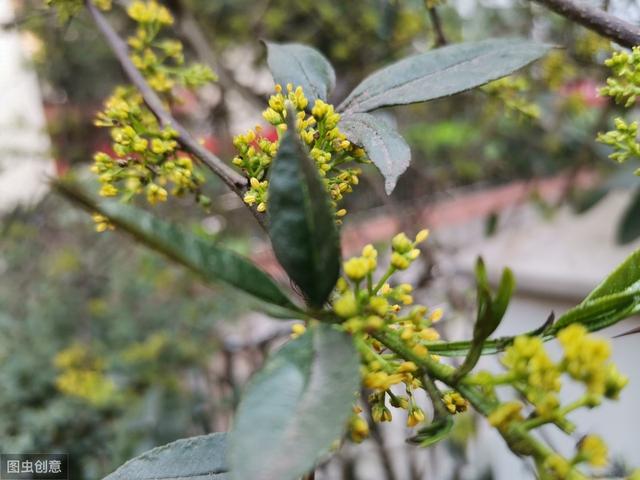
[
  {"left": 601, "top": 47, "right": 640, "bottom": 107},
  {"left": 126, "top": 1, "right": 215, "bottom": 103},
  {"left": 488, "top": 324, "right": 627, "bottom": 426},
  {"left": 598, "top": 47, "right": 640, "bottom": 166},
  {"left": 596, "top": 117, "right": 640, "bottom": 164},
  {"left": 481, "top": 76, "right": 540, "bottom": 119},
  {"left": 501, "top": 335, "right": 561, "bottom": 416},
  {"left": 558, "top": 323, "right": 627, "bottom": 397},
  {"left": 542, "top": 434, "right": 609, "bottom": 479},
  {"left": 443, "top": 392, "right": 468, "bottom": 414},
  {"left": 93, "top": 87, "right": 206, "bottom": 206},
  {"left": 348, "top": 406, "right": 370, "bottom": 443},
  {"left": 127, "top": 0, "right": 173, "bottom": 26},
  {"left": 337, "top": 230, "right": 453, "bottom": 440},
  {"left": 481, "top": 324, "right": 628, "bottom": 478},
  {"left": 232, "top": 84, "right": 369, "bottom": 218},
  {"left": 46, "top": 0, "right": 111, "bottom": 22},
  {"left": 91, "top": 213, "right": 115, "bottom": 233},
  {"left": 91, "top": 1, "right": 216, "bottom": 224},
  {"left": 53, "top": 343, "right": 118, "bottom": 407}
]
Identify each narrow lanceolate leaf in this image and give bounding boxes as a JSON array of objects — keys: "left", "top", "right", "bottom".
[
  {"left": 230, "top": 323, "right": 359, "bottom": 480},
  {"left": 453, "top": 259, "right": 514, "bottom": 381},
  {"left": 264, "top": 42, "right": 336, "bottom": 103},
  {"left": 267, "top": 107, "right": 341, "bottom": 307},
  {"left": 617, "top": 186, "right": 640, "bottom": 245},
  {"left": 547, "top": 290, "right": 640, "bottom": 335},
  {"left": 583, "top": 248, "right": 640, "bottom": 302},
  {"left": 103, "top": 433, "right": 228, "bottom": 480},
  {"left": 338, "top": 38, "right": 553, "bottom": 113},
  {"left": 54, "top": 180, "right": 300, "bottom": 312},
  {"left": 408, "top": 416, "right": 454, "bottom": 447},
  {"left": 340, "top": 112, "right": 410, "bottom": 194}
]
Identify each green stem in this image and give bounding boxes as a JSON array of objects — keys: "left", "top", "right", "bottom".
[
  {"left": 463, "top": 371, "right": 519, "bottom": 386},
  {"left": 372, "top": 267, "right": 395, "bottom": 295},
  {"left": 371, "top": 328, "right": 560, "bottom": 465},
  {"left": 420, "top": 373, "right": 450, "bottom": 419}
]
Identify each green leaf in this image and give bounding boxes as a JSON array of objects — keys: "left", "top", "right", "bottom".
[
  {"left": 407, "top": 416, "right": 454, "bottom": 447},
  {"left": 340, "top": 112, "right": 411, "bottom": 194},
  {"left": 617, "top": 186, "right": 640, "bottom": 244},
  {"left": 453, "top": 259, "right": 514, "bottom": 381},
  {"left": 54, "top": 180, "right": 300, "bottom": 312},
  {"left": 338, "top": 38, "right": 552, "bottom": 113},
  {"left": 103, "top": 433, "right": 228, "bottom": 480},
  {"left": 264, "top": 42, "right": 336, "bottom": 104},
  {"left": 230, "top": 323, "right": 359, "bottom": 480},
  {"left": 267, "top": 107, "right": 341, "bottom": 307},
  {"left": 492, "top": 267, "right": 516, "bottom": 324},
  {"left": 583, "top": 248, "right": 640, "bottom": 302},
  {"left": 570, "top": 186, "right": 609, "bottom": 215},
  {"left": 546, "top": 290, "right": 640, "bottom": 335}
]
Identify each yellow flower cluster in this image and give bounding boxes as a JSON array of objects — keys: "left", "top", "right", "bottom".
[
  {"left": 481, "top": 76, "right": 540, "bottom": 120},
  {"left": 443, "top": 391, "right": 468, "bottom": 414},
  {"left": 91, "top": 213, "right": 114, "bottom": 233},
  {"left": 232, "top": 84, "right": 369, "bottom": 217},
  {"left": 127, "top": 0, "right": 173, "bottom": 26},
  {"left": 541, "top": 434, "right": 609, "bottom": 479},
  {"left": 46, "top": 0, "right": 111, "bottom": 22},
  {"left": 337, "top": 230, "right": 447, "bottom": 439},
  {"left": 53, "top": 343, "right": 118, "bottom": 407},
  {"left": 558, "top": 323, "right": 627, "bottom": 397},
  {"left": 490, "top": 324, "right": 627, "bottom": 427},
  {"left": 598, "top": 47, "right": 640, "bottom": 166},
  {"left": 93, "top": 87, "right": 205, "bottom": 206},
  {"left": 601, "top": 47, "right": 640, "bottom": 107},
  {"left": 483, "top": 324, "right": 628, "bottom": 478},
  {"left": 348, "top": 406, "right": 370, "bottom": 443},
  {"left": 501, "top": 335, "right": 561, "bottom": 416},
  {"left": 91, "top": 1, "right": 216, "bottom": 219},
  {"left": 487, "top": 401, "right": 523, "bottom": 429}
]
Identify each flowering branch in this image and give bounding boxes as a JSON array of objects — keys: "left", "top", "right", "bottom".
[
  {"left": 371, "top": 328, "right": 563, "bottom": 468},
  {"left": 531, "top": 0, "right": 640, "bottom": 48},
  {"left": 84, "top": 0, "right": 248, "bottom": 194}
]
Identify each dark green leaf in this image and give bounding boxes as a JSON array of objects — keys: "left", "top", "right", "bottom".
[
  {"left": 570, "top": 186, "right": 609, "bottom": 215},
  {"left": 340, "top": 112, "right": 411, "bottom": 194},
  {"left": 407, "top": 416, "right": 454, "bottom": 447},
  {"left": 264, "top": 42, "right": 336, "bottom": 103},
  {"left": 103, "top": 433, "right": 228, "bottom": 480},
  {"left": 267, "top": 108, "right": 341, "bottom": 307},
  {"left": 230, "top": 323, "right": 359, "bottom": 480},
  {"left": 338, "top": 38, "right": 552, "bottom": 113},
  {"left": 617, "top": 186, "right": 640, "bottom": 244},
  {"left": 54, "top": 180, "right": 300, "bottom": 312}
]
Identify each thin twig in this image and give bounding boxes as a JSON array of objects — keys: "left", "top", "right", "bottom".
[
  {"left": 84, "top": 0, "right": 247, "bottom": 194},
  {"left": 175, "top": 0, "right": 266, "bottom": 111},
  {"left": 427, "top": 6, "right": 447, "bottom": 47},
  {"left": 531, "top": 0, "right": 640, "bottom": 48}
]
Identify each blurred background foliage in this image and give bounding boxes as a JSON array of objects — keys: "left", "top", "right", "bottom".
[
  {"left": 0, "top": 196, "right": 247, "bottom": 478},
  {"left": 2, "top": 0, "right": 639, "bottom": 478}
]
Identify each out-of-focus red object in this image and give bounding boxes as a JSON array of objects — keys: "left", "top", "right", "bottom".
[{"left": 560, "top": 79, "right": 606, "bottom": 107}]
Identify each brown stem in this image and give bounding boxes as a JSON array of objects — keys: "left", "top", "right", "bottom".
[
  {"left": 427, "top": 6, "right": 447, "bottom": 47},
  {"left": 531, "top": 0, "right": 640, "bottom": 48},
  {"left": 84, "top": 1, "right": 248, "bottom": 193}
]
